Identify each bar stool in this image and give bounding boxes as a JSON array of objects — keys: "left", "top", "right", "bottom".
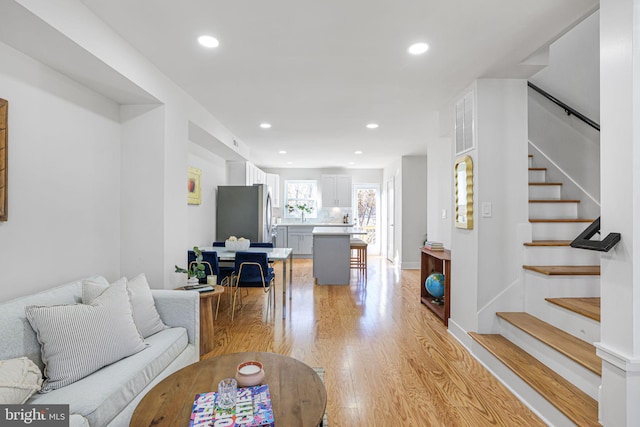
[{"left": 350, "top": 238, "right": 368, "bottom": 281}]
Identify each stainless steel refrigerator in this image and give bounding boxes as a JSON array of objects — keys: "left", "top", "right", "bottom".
[{"left": 216, "top": 184, "right": 273, "bottom": 243}]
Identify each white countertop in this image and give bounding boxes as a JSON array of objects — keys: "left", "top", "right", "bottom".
[{"left": 311, "top": 226, "right": 367, "bottom": 236}]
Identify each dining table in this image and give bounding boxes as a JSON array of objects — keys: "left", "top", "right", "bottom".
[{"left": 199, "top": 246, "right": 294, "bottom": 318}]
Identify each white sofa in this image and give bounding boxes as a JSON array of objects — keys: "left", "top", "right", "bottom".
[{"left": 0, "top": 276, "right": 199, "bottom": 427}]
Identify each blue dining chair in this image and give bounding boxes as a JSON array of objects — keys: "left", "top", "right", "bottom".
[
  {"left": 187, "top": 250, "right": 232, "bottom": 286},
  {"left": 231, "top": 251, "right": 275, "bottom": 320}
]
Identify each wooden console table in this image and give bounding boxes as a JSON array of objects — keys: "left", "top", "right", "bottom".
[{"left": 420, "top": 248, "right": 451, "bottom": 326}]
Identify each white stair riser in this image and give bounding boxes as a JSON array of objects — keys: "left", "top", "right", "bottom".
[
  {"left": 471, "top": 342, "right": 580, "bottom": 427},
  {"left": 524, "top": 246, "right": 601, "bottom": 265},
  {"left": 529, "top": 185, "right": 562, "bottom": 200},
  {"left": 525, "top": 298, "right": 601, "bottom": 344},
  {"left": 529, "top": 170, "right": 546, "bottom": 183},
  {"left": 524, "top": 271, "right": 600, "bottom": 295},
  {"left": 528, "top": 156, "right": 534, "bottom": 168},
  {"left": 497, "top": 318, "right": 601, "bottom": 399},
  {"left": 531, "top": 222, "right": 590, "bottom": 240},
  {"left": 529, "top": 202, "right": 578, "bottom": 220}
]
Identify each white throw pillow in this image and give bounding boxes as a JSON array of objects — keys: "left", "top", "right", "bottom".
[
  {"left": 125, "top": 273, "right": 167, "bottom": 337},
  {"left": 83, "top": 275, "right": 167, "bottom": 338},
  {"left": 0, "top": 357, "right": 42, "bottom": 404},
  {"left": 25, "top": 281, "right": 146, "bottom": 392}
]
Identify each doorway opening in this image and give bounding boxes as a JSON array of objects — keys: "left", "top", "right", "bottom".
[{"left": 353, "top": 184, "right": 380, "bottom": 254}]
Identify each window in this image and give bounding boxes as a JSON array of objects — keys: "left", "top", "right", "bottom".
[{"left": 284, "top": 180, "right": 318, "bottom": 219}]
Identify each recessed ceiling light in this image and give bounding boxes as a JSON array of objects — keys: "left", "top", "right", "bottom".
[
  {"left": 198, "top": 35, "right": 219, "bottom": 48},
  {"left": 366, "top": 123, "right": 379, "bottom": 129},
  {"left": 279, "top": 150, "right": 287, "bottom": 154},
  {"left": 348, "top": 162, "right": 355, "bottom": 165},
  {"left": 260, "top": 123, "right": 272, "bottom": 129},
  {"left": 354, "top": 150, "right": 363, "bottom": 154},
  {"left": 408, "top": 42, "right": 429, "bottom": 55},
  {"left": 286, "top": 161, "right": 293, "bottom": 165}
]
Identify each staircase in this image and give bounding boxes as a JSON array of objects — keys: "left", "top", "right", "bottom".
[{"left": 470, "top": 154, "right": 602, "bottom": 426}]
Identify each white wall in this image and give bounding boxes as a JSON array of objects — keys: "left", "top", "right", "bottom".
[
  {"left": 119, "top": 104, "right": 165, "bottom": 287},
  {"left": 0, "top": 42, "right": 121, "bottom": 301},
  {"left": 598, "top": 1, "right": 640, "bottom": 424},
  {"left": 528, "top": 10, "right": 600, "bottom": 210},
  {"left": 187, "top": 143, "right": 227, "bottom": 248},
  {"left": 0, "top": 0, "right": 253, "bottom": 295},
  {"left": 401, "top": 156, "right": 427, "bottom": 269},
  {"left": 449, "top": 80, "right": 529, "bottom": 342},
  {"left": 530, "top": 11, "right": 600, "bottom": 122},
  {"left": 426, "top": 136, "right": 453, "bottom": 248}
]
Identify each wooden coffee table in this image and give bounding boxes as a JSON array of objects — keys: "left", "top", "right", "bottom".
[{"left": 130, "top": 352, "right": 327, "bottom": 427}]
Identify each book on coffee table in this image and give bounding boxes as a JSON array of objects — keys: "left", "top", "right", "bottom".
[{"left": 189, "top": 384, "right": 275, "bottom": 427}]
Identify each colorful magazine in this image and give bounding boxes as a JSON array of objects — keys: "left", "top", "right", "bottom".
[{"left": 189, "top": 384, "right": 275, "bottom": 427}]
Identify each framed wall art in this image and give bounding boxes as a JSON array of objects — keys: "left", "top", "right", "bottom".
[
  {"left": 454, "top": 155, "right": 473, "bottom": 229},
  {"left": 187, "top": 166, "right": 202, "bottom": 205}
]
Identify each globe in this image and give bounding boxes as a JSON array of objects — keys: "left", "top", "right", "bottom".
[{"left": 425, "top": 273, "right": 445, "bottom": 299}]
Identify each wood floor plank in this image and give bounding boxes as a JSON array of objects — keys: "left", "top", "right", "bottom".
[
  {"left": 202, "top": 258, "right": 544, "bottom": 426},
  {"left": 496, "top": 312, "right": 601, "bottom": 376},
  {"left": 523, "top": 265, "right": 600, "bottom": 275},
  {"left": 470, "top": 333, "right": 599, "bottom": 427},
  {"left": 546, "top": 297, "right": 601, "bottom": 322}
]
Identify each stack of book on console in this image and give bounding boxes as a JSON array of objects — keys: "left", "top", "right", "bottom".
[
  {"left": 184, "top": 283, "right": 214, "bottom": 293},
  {"left": 424, "top": 241, "right": 444, "bottom": 251}
]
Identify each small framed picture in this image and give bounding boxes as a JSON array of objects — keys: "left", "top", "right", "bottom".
[{"left": 187, "top": 167, "right": 202, "bottom": 205}]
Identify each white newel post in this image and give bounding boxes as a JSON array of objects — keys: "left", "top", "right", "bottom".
[{"left": 598, "top": 1, "right": 640, "bottom": 425}]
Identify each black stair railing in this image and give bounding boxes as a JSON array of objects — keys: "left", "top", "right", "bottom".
[
  {"left": 570, "top": 217, "right": 621, "bottom": 252},
  {"left": 528, "top": 82, "right": 600, "bottom": 132}
]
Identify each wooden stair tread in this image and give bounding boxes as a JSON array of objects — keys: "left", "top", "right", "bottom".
[
  {"left": 524, "top": 240, "right": 571, "bottom": 247},
  {"left": 496, "top": 312, "right": 601, "bottom": 376},
  {"left": 523, "top": 265, "right": 600, "bottom": 275},
  {"left": 470, "top": 333, "right": 599, "bottom": 426},
  {"left": 529, "top": 182, "right": 563, "bottom": 186},
  {"left": 529, "top": 199, "right": 580, "bottom": 203},
  {"left": 529, "top": 218, "right": 594, "bottom": 223},
  {"left": 546, "top": 297, "right": 601, "bottom": 322},
  {"left": 529, "top": 167, "right": 547, "bottom": 171}
]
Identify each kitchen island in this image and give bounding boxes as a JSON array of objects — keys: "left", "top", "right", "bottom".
[{"left": 312, "top": 226, "right": 366, "bottom": 285}]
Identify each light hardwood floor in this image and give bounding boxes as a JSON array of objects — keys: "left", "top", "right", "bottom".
[{"left": 204, "top": 256, "right": 544, "bottom": 426}]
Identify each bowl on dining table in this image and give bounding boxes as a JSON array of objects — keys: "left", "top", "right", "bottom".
[{"left": 225, "top": 239, "right": 250, "bottom": 251}]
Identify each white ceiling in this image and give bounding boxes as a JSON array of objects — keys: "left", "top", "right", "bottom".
[{"left": 78, "top": 0, "right": 598, "bottom": 169}]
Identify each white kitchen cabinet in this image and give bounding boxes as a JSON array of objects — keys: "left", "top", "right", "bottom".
[
  {"left": 266, "top": 173, "right": 280, "bottom": 207},
  {"left": 321, "top": 175, "right": 352, "bottom": 207},
  {"left": 275, "top": 226, "right": 287, "bottom": 248},
  {"left": 287, "top": 226, "right": 313, "bottom": 256}
]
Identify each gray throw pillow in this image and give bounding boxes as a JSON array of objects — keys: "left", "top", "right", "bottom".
[{"left": 25, "top": 281, "right": 146, "bottom": 392}]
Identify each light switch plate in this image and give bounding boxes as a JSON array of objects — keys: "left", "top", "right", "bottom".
[
  {"left": 482, "top": 202, "right": 492, "bottom": 218},
  {"left": 441, "top": 209, "right": 447, "bottom": 219}
]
